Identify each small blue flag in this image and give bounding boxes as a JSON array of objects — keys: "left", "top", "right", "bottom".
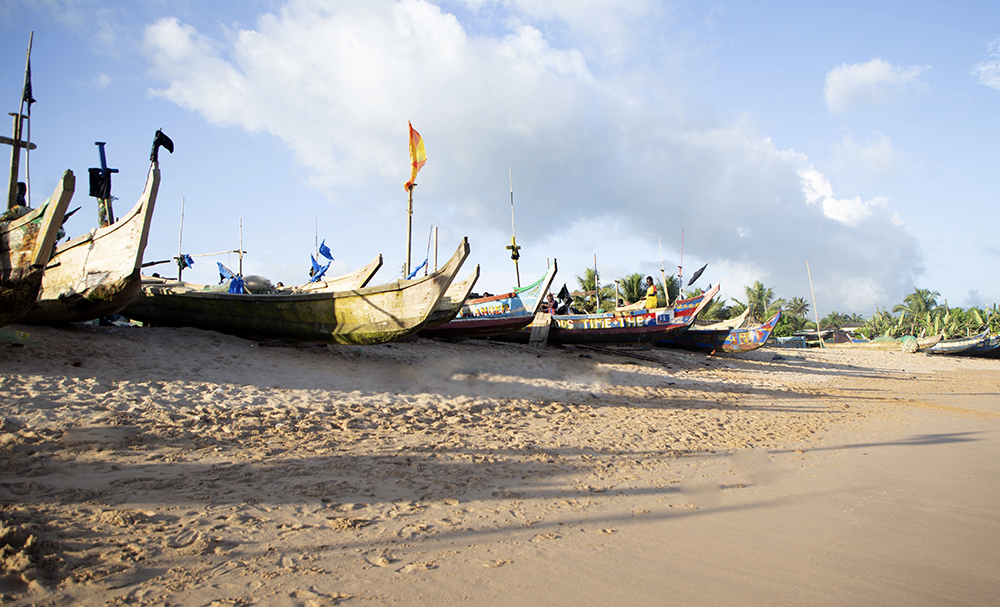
[
  {"left": 309, "top": 255, "right": 330, "bottom": 282},
  {"left": 318, "top": 239, "right": 334, "bottom": 261},
  {"left": 406, "top": 258, "right": 428, "bottom": 280}
]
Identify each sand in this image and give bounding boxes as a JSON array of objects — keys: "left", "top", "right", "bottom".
[{"left": 0, "top": 322, "right": 998, "bottom": 606}]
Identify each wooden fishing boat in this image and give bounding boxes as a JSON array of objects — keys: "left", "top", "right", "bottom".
[
  {"left": 419, "top": 261, "right": 557, "bottom": 339},
  {"left": 497, "top": 283, "right": 719, "bottom": 346},
  {"left": 915, "top": 334, "right": 943, "bottom": 350},
  {"left": 419, "top": 266, "right": 481, "bottom": 330},
  {"left": 957, "top": 334, "right": 1000, "bottom": 357},
  {"left": 121, "top": 238, "right": 470, "bottom": 345},
  {"left": 0, "top": 170, "right": 74, "bottom": 326},
  {"left": 923, "top": 331, "right": 989, "bottom": 355},
  {"left": 19, "top": 157, "right": 162, "bottom": 324},
  {"left": 280, "top": 254, "right": 383, "bottom": 293},
  {"left": 656, "top": 311, "right": 781, "bottom": 353}
]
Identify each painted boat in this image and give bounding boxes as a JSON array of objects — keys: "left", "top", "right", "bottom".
[
  {"left": 280, "top": 254, "right": 384, "bottom": 293},
  {"left": 420, "top": 265, "right": 482, "bottom": 330},
  {"left": 19, "top": 160, "right": 161, "bottom": 324},
  {"left": 497, "top": 283, "right": 719, "bottom": 345},
  {"left": 419, "top": 261, "right": 558, "bottom": 339},
  {"left": 958, "top": 334, "right": 1000, "bottom": 357},
  {"left": 923, "top": 331, "right": 989, "bottom": 355},
  {"left": 0, "top": 170, "right": 74, "bottom": 326},
  {"left": 121, "top": 238, "right": 470, "bottom": 345},
  {"left": 656, "top": 311, "right": 781, "bottom": 353}
]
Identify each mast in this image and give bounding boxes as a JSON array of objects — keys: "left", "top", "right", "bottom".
[
  {"left": 506, "top": 168, "right": 521, "bottom": 287},
  {"left": 177, "top": 197, "right": 186, "bottom": 280},
  {"left": 6, "top": 32, "right": 34, "bottom": 209}
]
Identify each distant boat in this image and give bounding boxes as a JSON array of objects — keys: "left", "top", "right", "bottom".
[
  {"left": 657, "top": 310, "right": 781, "bottom": 353},
  {"left": 420, "top": 261, "right": 557, "bottom": 339},
  {"left": 281, "top": 254, "right": 383, "bottom": 293},
  {"left": 20, "top": 144, "right": 165, "bottom": 325},
  {"left": 121, "top": 238, "right": 471, "bottom": 345},
  {"left": 420, "top": 266, "right": 482, "bottom": 330},
  {"left": 0, "top": 171, "right": 74, "bottom": 327},
  {"left": 957, "top": 334, "right": 1000, "bottom": 357},
  {"left": 497, "top": 283, "right": 719, "bottom": 346},
  {"left": 923, "top": 331, "right": 989, "bottom": 355}
]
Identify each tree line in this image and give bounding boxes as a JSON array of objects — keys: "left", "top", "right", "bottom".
[{"left": 568, "top": 269, "right": 999, "bottom": 340}]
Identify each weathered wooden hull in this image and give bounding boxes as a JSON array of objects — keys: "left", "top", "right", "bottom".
[
  {"left": 497, "top": 283, "right": 719, "bottom": 345},
  {"left": 924, "top": 331, "right": 989, "bottom": 355},
  {"left": 284, "top": 254, "right": 382, "bottom": 293},
  {"left": 421, "top": 266, "right": 481, "bottom": 329},
  {"left": 657, "top": 311, "right": 781, "bottom": 353},
  {"left": 20, "top": 165, "right": 160, "bottom": 324},
  {"left": 420, "top": 262, "right": 557, "bottom": 339},
  {"left": 122, "top": 238, "right": 470, "bottom": 345},
  {"left": 0, "top": 171, "right": 74, "bottom": 326}
]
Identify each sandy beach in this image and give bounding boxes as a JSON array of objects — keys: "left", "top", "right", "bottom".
[{"left": 1, "top": 322, "right": 998, "bottom": 606}]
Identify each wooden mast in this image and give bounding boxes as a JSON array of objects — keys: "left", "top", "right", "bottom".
[{"left": 6, "top": 32, "right": 34, "bottom": 210}]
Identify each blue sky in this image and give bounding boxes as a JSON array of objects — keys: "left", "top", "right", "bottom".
[{"left": 3, "top": 0, "right": 998, "bottom": 316}]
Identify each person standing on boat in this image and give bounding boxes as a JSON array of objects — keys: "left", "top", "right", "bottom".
[{"left": 644, "top": 276, "right": 658, "bottom": 309}]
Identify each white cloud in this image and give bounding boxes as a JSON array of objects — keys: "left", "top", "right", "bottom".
[
  {"left": 972, "top": 38, "right": 1000, "bottom": 90},
  {"left": 141, "top": 0, "right": 923, "bottom": 313},
  {"left": 799, "top": 167, "right": 890, "bottom": 227},
  {"left": 831, "top": 132, "right": 900, "bottom": 178},
  {"left": 824, "top": 58, "right": 927, "bottom": 114}
]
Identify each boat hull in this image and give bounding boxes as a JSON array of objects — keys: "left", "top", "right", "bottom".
[
  {"left": 420, "top": 261, "right": 558, "bottom": 339},
  {"left": 496, "top": 284, "right": 719, "bottom": 345},
  {"left": 0, "top": 171, "right": 74, "bottom": 326},
  {"left": 924, "top": 331, "right": 989, "bottom": 355},
  {"left": 122, "top": 238, "right": 470, "bottom": 345},
  {"left": 657, "top": 311, "right": 781, "bottom": 353},
  {"left": 20, "top": 166, "right": 159, "bottom": 324}
]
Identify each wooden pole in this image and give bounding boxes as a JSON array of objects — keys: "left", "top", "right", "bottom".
[
  {"left": 177, "top": 197, "right": 185, "bottom": 280},
  {"left": 508, "top": 168, "right": 521, "bottom": 287},
  {"left": 406, "top": 185, "right": 413, "bottom": 276},
  {"left": 238, "top": 218, "right": 244, "bottom": 277},
  {"left": 7, "top": 32, "right": 32, "bottom": 209},
  {"left": 594, "top": 253, "right": 599, "bottom": 311},
  {"left": 433, "top": 226, "right": 438, "bottom": 271},
  {"left": 659, "top": 237, "right": 669, "bottom": 304},
  {"left": 806, "top": 261, "right": 825, "bottom": 348}
]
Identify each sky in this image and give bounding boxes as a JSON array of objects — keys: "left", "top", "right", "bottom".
[{"left": 2, "top": 0, "right": 999, "bottom": 318}]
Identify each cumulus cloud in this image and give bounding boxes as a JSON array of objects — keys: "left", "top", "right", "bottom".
[
  {"left": 972, "top": 38, "right": 1000, "bottom": 90},
  {"left": 831, "top": 133, "right": 900, "bottom": 178},
  {"left": 824, "top": 58, "right": 927, "bottom": 114},
  {"left": 141, "top": 0, "right": 922, "bottom": 313}
]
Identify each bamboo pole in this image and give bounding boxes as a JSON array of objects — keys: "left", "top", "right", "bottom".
[
  {"left": 807, "top": 261, "right": 825, "bottom": 348},
  {"left": 7, "top": 32, "right": 32, "bottom": 209}
]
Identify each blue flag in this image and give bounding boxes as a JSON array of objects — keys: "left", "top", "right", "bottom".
[
  {"left": 309, "top": 255, "right": 330, "bottom": 282},
  {"left": 177, "top": 254, "right": 194, "bottom": 270},
  {"left": 217, "top": 262, "right": 245, "bottom": 293},
  {"left": 318, "top": 239, "right": 334, "bottom": 261},
  {"left": 406, "top": 258, "right": 428, "bottom": 280}
]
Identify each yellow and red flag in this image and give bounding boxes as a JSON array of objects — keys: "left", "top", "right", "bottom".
[{"left": 404, "top": 121, "right": 426, "bottom": 192}]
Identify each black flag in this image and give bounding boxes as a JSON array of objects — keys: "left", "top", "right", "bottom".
[
  {"left": 150, "top": 129, "right": 174, "bottom": 162},
  {"left": 687, "top": 262, "right": 709, "bottom": 287},
  {"left": 22, "top": 60, "right": 35, "bottom": 110}
]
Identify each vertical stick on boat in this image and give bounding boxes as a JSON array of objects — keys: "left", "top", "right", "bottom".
[
  {"left": 6, "top": 32, "right": 33, "bottom": 210},
  {"left": 177, "top": 197, "right": 185, "bottom": 280},
  {"left": 507, "top": 167, "right": 521, "bottom": 288},
  {"left": 807, "top": 261, "right": 825, "bottom": 348}
]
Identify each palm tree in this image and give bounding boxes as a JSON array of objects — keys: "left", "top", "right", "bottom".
[
  {"left": 893, "top": 288, "right": 941, "bottom": 325},
  {"left": 617, "top": 273, "right": 646, "bottom": 304},
  {"left": 739, "top": 281, "right": 783, "bottom": 323},
  {"left": 785, "top": 296, "right": 810, "bottom": 318},
  {"left": 574, "top": 268, "right": 601, "bottom": 312}
]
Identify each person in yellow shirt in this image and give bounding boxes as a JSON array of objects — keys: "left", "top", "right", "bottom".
[{"left": 644, "top": 276, "right": 658, "bottom": 309}]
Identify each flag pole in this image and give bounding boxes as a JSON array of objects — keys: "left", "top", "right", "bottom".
[
  {"left": 658, "top": 238, "right": 669, "bottom": 304},
  {"left": 406, "top": 185, "right": 413, "bottom": 277},
  {"left": 7, "top": 32, "right": 33, "bottom": 210}
]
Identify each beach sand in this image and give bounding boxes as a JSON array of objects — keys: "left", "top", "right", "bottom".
[{"left": 1, "top": 322, "right": 998, "bottom": 606}]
